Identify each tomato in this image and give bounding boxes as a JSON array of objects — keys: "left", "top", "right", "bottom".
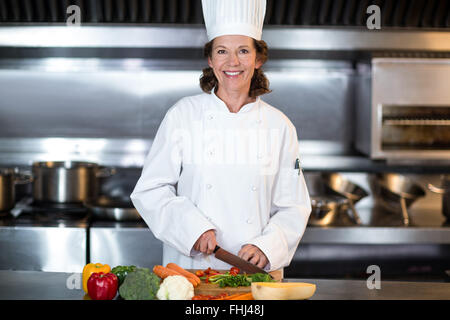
[
  {"left": 192, "top": 293, "right": 227, "bottom": 300},
  {"left": 195, "top": 270, "right": 205, "bottom": 277},
  {"left": 214, "top": 293, "right": 229, "bottom": 300},
  {"left": 230, "top": 267, "right": 240, "bottom": 275},
  {"left": 204, "top": 267, "right": 220, "bottom": 275},
  {"left": 191, "top": 293, "right": 228, "bottom": 300},
  {"left": 192, "top": 295, "right": 214, "bottom": 300}
]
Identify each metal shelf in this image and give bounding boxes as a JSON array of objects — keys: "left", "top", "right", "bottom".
[
  {"left": 302, "top": 226, "right": 450, "bottom": 245},
  {"left": 88, "top": 219, "right": 450, "bottom": 245},
  {"left": 384, "top": 119, "right": 450, "bottom": 126},
  {"left": 0, "top": 26, "right": 449, "bottom": 52}
]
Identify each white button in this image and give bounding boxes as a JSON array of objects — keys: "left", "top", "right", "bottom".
[
  {"left": 256, "top": 119, "right": 262, "bottom": 124},
  {"left": 208, "top": 115, "right": 214, "bottom": 120},
  {"left": 208, "top": 150, "right": 215, "bottom": 156},
  {"left": 246, "top": 219, "right": 252, "bottom": 224},
  {"left": 206, "top": 184, "right": 212, "bottom": 189},
  {"left": 251, "top": 185, "right": 258, "bottom": 191}
]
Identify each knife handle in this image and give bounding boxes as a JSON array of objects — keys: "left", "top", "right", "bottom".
[{"left": 213, "top": 245, "right": 220, "bottom": 253}]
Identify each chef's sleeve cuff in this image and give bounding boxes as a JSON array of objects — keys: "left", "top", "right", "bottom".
[
  {"left": 246, "top": 224, "right": 289, "bottom": 272},
  {"left": 189, "top": 228, "right": 217, "bottom": 257}
]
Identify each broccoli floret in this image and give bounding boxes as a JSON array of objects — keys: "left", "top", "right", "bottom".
[{"left": 118, "top": 268, "right": 160, "bottom": 300}]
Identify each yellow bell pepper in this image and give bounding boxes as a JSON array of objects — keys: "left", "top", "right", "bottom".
[{"left": 82, "top": 263, "right": 111, "bottom": 293}]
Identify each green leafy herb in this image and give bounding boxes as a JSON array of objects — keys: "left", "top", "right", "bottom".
[
  {"left": 249, "top": 273, "right": 274, "bottom": 283},
  {"left": 204, "top": 272, "right": 275, "bottom": 288}
]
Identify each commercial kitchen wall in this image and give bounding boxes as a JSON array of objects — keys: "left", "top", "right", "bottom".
[{"left": 0, "top": 59, "right": 355, "bottom": 155}]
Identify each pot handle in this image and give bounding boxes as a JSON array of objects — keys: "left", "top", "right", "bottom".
[
  {"left": 96, "top": 166, "right": 117, "bottom": 178},
  {"left": 348, "top": 199, "right": 362, "bottom": 225},
  {"left": 428, "top": 183, "right": 445, "bottom": 194},
  {"left": 400, "top": 197, "right": 410, "bottom": 226}
]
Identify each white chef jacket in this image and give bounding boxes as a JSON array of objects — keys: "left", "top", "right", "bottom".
[{"left": 130, "top": 91, "right": 311, "bottom": 272}]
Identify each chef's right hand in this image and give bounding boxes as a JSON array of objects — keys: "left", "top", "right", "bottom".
[{"left": 193, "top": 229, "right": 217, "bottom": 255}]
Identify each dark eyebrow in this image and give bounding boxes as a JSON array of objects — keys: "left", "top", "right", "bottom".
[{"left": 213, "top": 45, "right": 251, "bottom": 50}]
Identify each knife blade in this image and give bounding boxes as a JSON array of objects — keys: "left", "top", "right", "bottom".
[{"left": 213, "top": 245, "right": 271, "bottom": 276}]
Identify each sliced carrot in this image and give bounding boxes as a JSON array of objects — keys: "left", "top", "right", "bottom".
[
  {"left": 166, "top": 263, "right": 201, "bottom": 285},
  {"left": 153, "top": 265, "right": 198, "bottom": 287}
]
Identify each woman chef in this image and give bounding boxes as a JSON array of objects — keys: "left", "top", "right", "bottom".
[{"left": 130, "top": 0, "right": 311, "bottom": 272}]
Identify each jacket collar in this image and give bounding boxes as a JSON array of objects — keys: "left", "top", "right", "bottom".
[{"left": 210, "top": 90, "right": 260, "bottom": 114}]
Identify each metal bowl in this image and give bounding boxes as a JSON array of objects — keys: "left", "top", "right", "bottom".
[
  {"left": 370, "top": 173, "right": 425, "bottom": 226},
  {"left": 321, "top": 173, "right": 369, "bottom": 225},
  {"left": 84, "top": 195, "right": 142, "bottom": 221},
  {"left": 309, "top": 195, "right": 349, "bottom": 226}
]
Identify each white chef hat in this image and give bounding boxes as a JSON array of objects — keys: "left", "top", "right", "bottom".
[{"left": 201, "top": 0, "right": 267, "bottom": 41}]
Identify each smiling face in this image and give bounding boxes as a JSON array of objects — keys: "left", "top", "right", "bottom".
[{"left": 208, "top": 35, "right": 263, "bottom": 97}]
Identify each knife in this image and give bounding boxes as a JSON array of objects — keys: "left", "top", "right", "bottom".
[{"left": 213, "top": 245, "right": 271, "bottom": 276}]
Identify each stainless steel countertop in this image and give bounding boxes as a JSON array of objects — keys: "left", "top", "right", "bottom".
[{"left": 0, "top": 271, "right": 449, "bottom": 300}]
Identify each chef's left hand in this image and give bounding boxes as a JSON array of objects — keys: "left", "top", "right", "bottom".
[{"left": 238, "top": 244, "right": 268, "bottom": 269}]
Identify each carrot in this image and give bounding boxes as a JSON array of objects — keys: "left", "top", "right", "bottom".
[
  {"left": 229, "top": 293, "right": 253, "bottom": 300},
  {"left": 153, "top": 265, "right": 181, "bottom": 278},
  {"left": 153, "top": 265, "right": 198, "bottom": 287},
  {"left": 217, "top": 293, "right": 252, "bottom": 300},
  {"left": 166, "top": 263, "right": 201, "bottom": 285}
]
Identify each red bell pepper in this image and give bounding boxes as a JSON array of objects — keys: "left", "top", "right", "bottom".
[{"left": 87, "top": 272, "right": 118, "bottom": 300}]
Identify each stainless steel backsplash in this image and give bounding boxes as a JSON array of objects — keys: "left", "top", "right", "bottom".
[{"left": 0, "top": 58, "right": 356, "bottom": 166}]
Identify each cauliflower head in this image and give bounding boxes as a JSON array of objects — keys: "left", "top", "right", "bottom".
[{"left": 156, "top": 275, "right": 194, "bottom": 300}]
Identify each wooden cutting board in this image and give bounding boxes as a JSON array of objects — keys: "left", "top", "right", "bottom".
[{"left": 189, "top": 269, "right": 283, "bottom": 296}]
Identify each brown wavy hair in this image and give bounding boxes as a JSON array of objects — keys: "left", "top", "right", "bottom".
[{"left": 199, "top": 39, "right": 271, "bottom": 98}]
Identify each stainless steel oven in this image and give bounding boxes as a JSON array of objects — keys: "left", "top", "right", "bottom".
[{"left": 356, "top": 58, "right": 450, "bottom": 161}]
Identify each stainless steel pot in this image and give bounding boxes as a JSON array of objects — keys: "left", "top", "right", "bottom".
[
  {"left": 321, "top": 173, "right": 369, "bottom": 225},
  {"left": 370, "top": 173, "right": 425, "bottom": 226},
  {"left": 0, "top": 168, "right": 32, "bottom": 212},
  {"left": 84, "top": 195, "right": 142, "bottom": 221},
  {"left": 428, "top": 175, "right": 450, "bottom": 220},
  {"left": 32, "top": 161, "right": 115, "bottom": 204}
]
